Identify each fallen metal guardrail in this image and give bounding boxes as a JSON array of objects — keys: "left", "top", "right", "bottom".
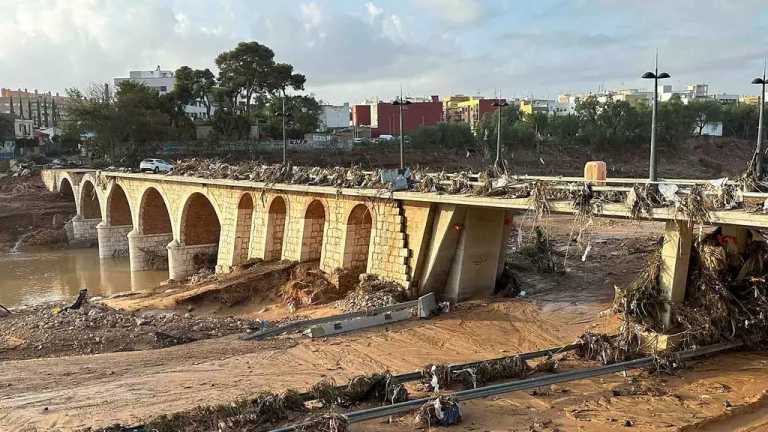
[
  {"left": 290, "top": 342, "right": 578, "bottom": 402},
  {"left": 271, "top": 341, "right": 742, "bottom": 431},
  {"left": 240, "top": 293, "right": 435, "bottom": 341}
]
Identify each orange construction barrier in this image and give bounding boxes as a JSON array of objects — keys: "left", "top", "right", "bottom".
[{"left": 584, "top": 161, "right": 607, "bottom": 184}]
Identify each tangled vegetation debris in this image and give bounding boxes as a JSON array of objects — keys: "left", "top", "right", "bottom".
[
  {"left": 421, "top": 355, "right": 533, "bottom": 391},
  {"left": 310, "top": 372, "right": 408, "bottom": 408},
  {"left": 612, "top": 228, "right": 768, "bottom": 352},
  {"left": 414, "top": 396, "right": 462, "bottom": 427},
  {"left": 295, "top": 413, "right": 349, "bottom": 432}
]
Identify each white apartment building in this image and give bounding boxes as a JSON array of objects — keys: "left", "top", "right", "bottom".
[
  {"left": 114, "top": 66, "right": 212, "bottom": 120},
  {"left": 319, "top": 103, "right": 350, "bottom": 130}
]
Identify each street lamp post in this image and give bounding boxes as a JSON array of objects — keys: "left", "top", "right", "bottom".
[
  {"left": 641, "top": 55, "right": 671, "bottom": 182},
  {"left": 492, "top": 98, "right": 509, "bottom": 168},
  {"left": 274, "top": 97, "right": 293, "bottom": 165},
  {"left": 752, "top": 68, "right": 767, "bottom": 178},
  {"left": 392, "top": 94, "right": 412, "bottom": 170}
]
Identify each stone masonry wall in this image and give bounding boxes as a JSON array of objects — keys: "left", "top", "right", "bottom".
[
  {"left": 42, "top": 171, "right": 417, "bottom": 288},
  {"left": 97, "top": 224, "right": 132, "bottom": 258},
  {"left": 231, "top": 202, "right": 253, "bottom": 267},
  {"left": 168, "top": 242, "right": 218, "bottom": 280},
  {"left": 72, "top": 217, "right": 100, "bottom": 242},
  {"left": 128, "top": 232, "right": 172, "bottom": 271},
  {"left": 301, "top": 217, "right": 325, "bottom": 261}
]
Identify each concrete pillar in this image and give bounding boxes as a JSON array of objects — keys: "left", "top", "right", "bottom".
[
  {"left": 70, "top": 215, "right": 100, "bottom": 246},
  {"left": 419, "top": 205, "right": 466, "bottom": 295},
  {"left": 97, "top": 223, "right": 132, "bottom": 258},
  {"left": 721, "top": 225, "right": 748, "bottom": 254},
  {"left": 497, "top": 211, "right": 516, "bottom": 278},
  {"left": 659, "top": 220, "right": 693, "bottom": 330},
  {"left": 444, "top": 206, "right": 506, "bottom": 302},
  {"left": 167, "top": 240, "right": 218, "bottom": 281},
  {"left": 127, "top": 230, "right": 172, "bottom": 271}
]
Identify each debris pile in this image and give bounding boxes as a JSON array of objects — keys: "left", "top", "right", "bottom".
[
  {"left": 281, "top": 267, "right": 342, "bottom": 309},
  {"left": 612, "top": 228, "right": 768, "bottom": 351},
  {"left": 295, "top": 413, "right": 349, "bottom": 432},
  {"left": 414, "top": 396, "right": 462, "bottom": 427},
  {"left": 0, "top": 298, "right": 261, "bottom": 360},
  {"left": 336, "top": 274, "right": 407, "bottom": 312},
  {"left": 310, "top": 372, "right": 408, "bottom": 408},
  {"left": 421, "top": 355, "right": 532, "bottom": 391},
  {"left": 575, "top": 332, "right": 639, "bottom": 365},
  {"left": 90, "top": 390, "right": 306, "bottom": 432}
]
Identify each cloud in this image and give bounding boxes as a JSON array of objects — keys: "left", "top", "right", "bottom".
[
  {"left": 0, "top": 0, "right": 767, "bottom": 104},
  {"left": 365, "top": 2, "right": 383, "bottom": 23},
  {"left": 414, "top": 0, "right": 489, "bottom": 25}
]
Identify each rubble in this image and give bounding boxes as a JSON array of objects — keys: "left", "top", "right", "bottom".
[
  {"left": 336, "top": 274, "right": 408, "bottom": 312},
  {"left": 0, "top": 299, "right": 262, "bottom": 360}
]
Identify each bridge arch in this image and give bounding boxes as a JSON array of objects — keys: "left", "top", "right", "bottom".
[
  {"left": 138, "top": 187, "right": 172, "bottom": 235},
  {"left": 264, "top": 195, "right": 288, "bottom": 261},
  {"left": 58, "top": 176, "right": 74, "bottom": 200},
  {"left": 231, "top": 193, "right": 254, "bottom": 265},
  {"left": 180, "top": 192, "right": 221, "bottom": 246},
  {"left": 106, "top": 183, "right": 132, "bottom": 226},
  {"left": 79, "top": 179, "right": 102, "bottom": 220},
  {"left": 301, "top": 199, "right": 327, "bottom": 262},
  {"left": 343, "top": 203, "right": 373, "bottom": 271}
]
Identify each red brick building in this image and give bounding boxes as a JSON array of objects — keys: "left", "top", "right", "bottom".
[{"left": 353, "top": 96, "right": 443, "bottom": 137}]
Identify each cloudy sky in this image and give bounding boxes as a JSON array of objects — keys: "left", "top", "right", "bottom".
[{"left": 1, "top": 0, "right": 767, "bottom": 104}]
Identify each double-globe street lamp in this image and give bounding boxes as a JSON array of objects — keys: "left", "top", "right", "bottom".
[
  {"left": 392, "top": 96, "right": 412, "bottom": 170},
  {"left": 641, "top": 60, "right": 671, "bottom": 182},
  {"left": 752, "top": 68, "right": 767, "bottom": 178}
]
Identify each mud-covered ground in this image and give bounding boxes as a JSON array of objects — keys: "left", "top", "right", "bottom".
[
  {"left": 0, "top": 300, "right": 261, "bottom": 361},
  {"left": 0, "top": 174, "right": 74, "bottom": 252},
  {"left": 1, "top": 184, "right": 767, "bottom": 431}
]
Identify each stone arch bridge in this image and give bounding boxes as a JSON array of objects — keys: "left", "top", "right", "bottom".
[
  {"left": 42, "top": 169, "right": 520, "bottom": 300},
  {"left": 40, "top": 169, "right": 768, "bottom": 303}
]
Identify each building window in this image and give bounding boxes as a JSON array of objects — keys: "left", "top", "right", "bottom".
[{"left": 159, "top": 86, "right": 167, "bottom": 92}]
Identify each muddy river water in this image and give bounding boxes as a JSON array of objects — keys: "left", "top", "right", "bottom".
[{"left": 0, "top": 247, "right": 167, "bottom": 308}]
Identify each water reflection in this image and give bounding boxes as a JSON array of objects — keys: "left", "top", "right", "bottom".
[{"left": 0, "top": 248, "right": 167, "bottom": 308}]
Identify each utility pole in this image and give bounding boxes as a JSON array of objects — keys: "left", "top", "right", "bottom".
[
  {"left": 752, "top": 60, "right": 767, "bottom": 178},
  {"left": 492, "top": 90, "right": 509, "bottom": 168},
  {"left": 282, "top": 93, "right": 287, "bottom": 165},
  {"left": 392, "top": 88, "right": 412, "bottom": 170}
]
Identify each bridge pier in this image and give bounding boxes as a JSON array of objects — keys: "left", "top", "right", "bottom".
[
  {"left": 70, "top": 215, "right": 100, "bottom": 246},
  {"left": 444, "top": 206, "right": 507, "bottom": 302},
  {"left": 167, "top": 240, "right": 218, "bottom": 281},
  {"left": 97, "top": 223, "right": 131, "bottom": 258},
  {"left": 128, "top": 230, "right": 172, "bottom": 271},
  {"left": 659, "top": 221, "right": 693, "bottom": 330}
]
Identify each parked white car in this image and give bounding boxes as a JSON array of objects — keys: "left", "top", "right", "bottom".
[{"left": 140, "top": 159, "right": 174, "bottom": 173}]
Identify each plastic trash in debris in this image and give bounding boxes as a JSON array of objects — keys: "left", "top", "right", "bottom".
[
  {"left": 415, "top": 396, "right": 462, "bottom": 427},
  {"left": 657, "top": 183, "right": 680, "bottom": 204},
  {"left": 379, "top": 168, "right": 409, "bottom": 191}
]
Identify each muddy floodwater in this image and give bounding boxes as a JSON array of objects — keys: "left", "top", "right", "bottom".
[{"left": 0, "top": 248, "right": 167, "bottom": 308}]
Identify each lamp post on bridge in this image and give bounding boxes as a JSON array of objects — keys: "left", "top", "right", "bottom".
[
  {"left": 752, "top": 65, "right": 767, "bottom": 178},
  {"left": 492, "top": 97, "right": 509, "bottom": 168},
  {"left": 274, "top": 98, "right": 293, "bottom": 165},
  {"left": 641, "top": 53, "right": 671, "bottom": 182},
  {"left": 392, "top": 92, "right": 412, "bottom": 170}
]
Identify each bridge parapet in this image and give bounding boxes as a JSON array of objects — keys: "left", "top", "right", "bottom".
[{"left": 41, "top": 168, "right": 768, "bottom": 303}]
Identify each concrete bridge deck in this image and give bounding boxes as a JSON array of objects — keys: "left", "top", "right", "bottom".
[{"left": 40, "top": 168, "right": 768, "bottom": 305}]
